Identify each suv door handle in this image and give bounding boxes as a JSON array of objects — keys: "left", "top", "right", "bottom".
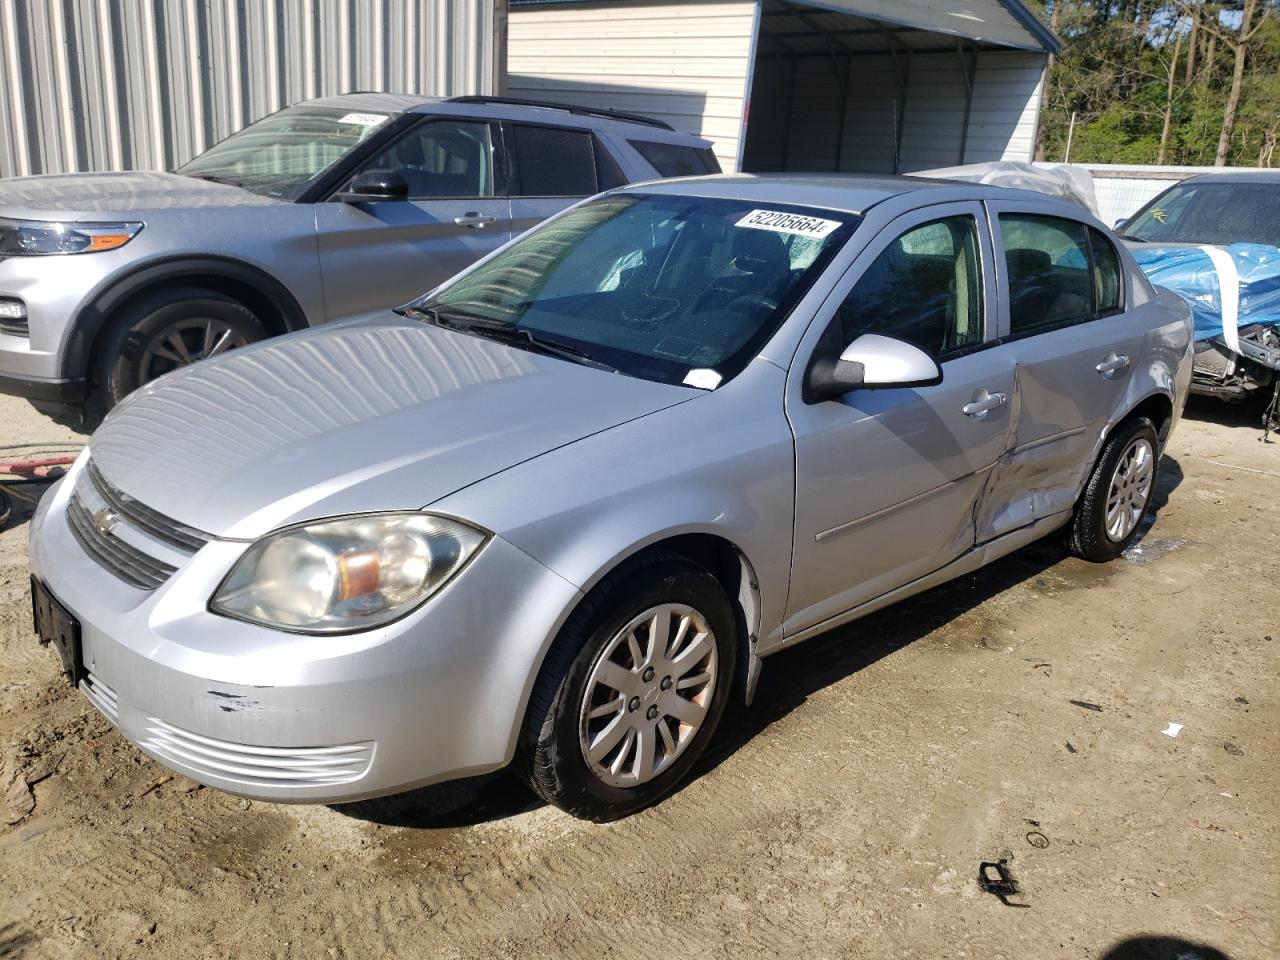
[
  {"left": 1095, "top": 352, "right": 1131, "bottom": 377},
  {"left": 454, "top": 212, "right": 496, "bottom": 228},
  {"left": 962, "top": 390, "right": 1008, "bottom": 420}
]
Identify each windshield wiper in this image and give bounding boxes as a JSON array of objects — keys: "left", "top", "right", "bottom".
[
  {"left": 183, "top": 172, "right": 250, "bottom": 189},
  {"left": 399, "top": 306, "right": 617, "bottom": 373}
]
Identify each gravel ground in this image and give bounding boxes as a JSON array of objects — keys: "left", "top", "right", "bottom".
[{"left": 0, "top": 392, "right": 1276, "bottom": 960}]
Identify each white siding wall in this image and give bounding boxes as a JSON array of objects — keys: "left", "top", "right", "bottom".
[
  {"left": 964, "top": 50, "right": 1043, "bottom": 164},
  {"left": 507, "top": 0, "right": 757, "bottom": 170},
  {"left": 743, "top": 49, "right": 1045, "bottom": 173}
]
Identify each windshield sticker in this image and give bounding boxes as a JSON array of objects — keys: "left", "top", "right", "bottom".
[
  {"left": 683, "top": 369, "right": 722, "bottom": 390},
  {"left": 735, "top": 209, "right": 841, "bottom": 238},
  {"left": 338, "top": 112, "right": 389, "bottom": 127}
]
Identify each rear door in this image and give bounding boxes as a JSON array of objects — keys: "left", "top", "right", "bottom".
[
  {"left": 784, "top": 202, "right": 1015, "bottom": 636},
  {"left": 976, "top": 204, "right": 1148, "bottom": 541},
  {"left": 314, "top": 117, "right": 513, "bottom": 321},
  {"left": 504, "top": 122, "right": 629, "bottom": 237}
]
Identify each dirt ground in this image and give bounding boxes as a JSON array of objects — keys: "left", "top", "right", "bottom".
[{"left": 0, "top": 392, "right": 1276, "bottom": 960}]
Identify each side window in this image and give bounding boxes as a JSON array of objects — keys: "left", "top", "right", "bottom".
[
  {"left": 511, "top": 124, "right": 600, "bottom": 197},
  {"left": 698, "top": 147, "right": 722, "bottom": 174},
  {"left": 1000, "top": 214, "right": 1095, "bottom": 333},
  {"left": 837, "top": 215, "right": 985, "bottom": 358},
  {"left": 1089, "top": 227, "right": 1122, "bottom": 314},
  {"left": 356, "top": 119, "right": 495, "bottom": 199},
  {"left": 593, "top": 137, "right": 628, "bottom": 191},
  {"left": 629, "top": 139, "right": 711, "bottom": 178}
]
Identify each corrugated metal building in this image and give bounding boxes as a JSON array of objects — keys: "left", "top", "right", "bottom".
[
  {"left": 508, "top": 0, "right": 1058, "bottom": 174},
  {"left": 0, "top": 0, "right": 503, "bottom": 178}
]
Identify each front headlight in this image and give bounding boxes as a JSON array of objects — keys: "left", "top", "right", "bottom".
[
  {"left": 210, "top": 513, "right": 486, "bottom": 634},
  {"left": 0, "top": 217, "right": 143, "bottom": 256}
]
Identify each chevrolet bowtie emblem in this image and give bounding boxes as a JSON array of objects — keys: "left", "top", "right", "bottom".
[{"left": 92, "top": 507, "right": 120, "bottom": 537}]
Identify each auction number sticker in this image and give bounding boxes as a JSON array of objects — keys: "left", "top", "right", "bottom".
[
  {"left": 339, "top": 112, "right": 389, "bottom": 127},
  {"left": 735, "top": 209, "right": 841, "bottom": 238}
]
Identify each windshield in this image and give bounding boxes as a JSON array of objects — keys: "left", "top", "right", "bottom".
[
  {"left": 415, "top": 194, "right": 855, "bottom": 386},
  {"left": 176, "top": 106, "right": 393, "bottom": 200},
  {"left": 1122, "top": 181, "right": 1280, "bottom": 246}
]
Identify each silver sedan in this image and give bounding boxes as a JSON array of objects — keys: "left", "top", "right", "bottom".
[{"left": 28, "top": 174, "right": 1193, "bottom": 820}]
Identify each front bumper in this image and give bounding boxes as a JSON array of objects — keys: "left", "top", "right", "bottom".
[{"left": 28, "top": 469, "right": 581, "bottom": 803}]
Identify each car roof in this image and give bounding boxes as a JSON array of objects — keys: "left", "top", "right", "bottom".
[
  {"left": 295, "top": 92, "right": 707, "bottom": 144},
  {"left": 1182, "top": 171, "right": 1280, "bottom": 186},
  {"left": 625, "top": 173, "right": 1059, "bottom": 217}
]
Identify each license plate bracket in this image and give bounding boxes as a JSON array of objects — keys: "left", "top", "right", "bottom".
[{"left": 31, "top": 577, "right": 82, "bottom": 687}]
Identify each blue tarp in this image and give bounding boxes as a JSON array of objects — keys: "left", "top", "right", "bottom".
[{"left": 1129, "top": 243, "right": 1280, "bottom": 343}]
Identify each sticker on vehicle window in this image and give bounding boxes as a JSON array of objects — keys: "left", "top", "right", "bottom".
[
  {"left": 735, "top": 209, "right": 841, "bottom": 238},
  {"left": 338, "top": 112, "right": 389, "bottom": 127}
]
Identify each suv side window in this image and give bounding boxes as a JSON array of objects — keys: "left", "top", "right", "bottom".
[
  {"left": 837, "top": 215, "right": 985, "bottom": 358},
  {"left": 1089, "top": 226, "right": 1122, "bottom": 314},
  {"left": 1000, "top": 214, "right": 1099, "bottom": 334},
  {"left": 510, "top": 124, "right": 623, "bottom": 196},
  {"left": 629, "top": 139, "right": 716, "bottom": 178},
  {"left": 356, "top": 119, "right": 496, "bottom": 199}
]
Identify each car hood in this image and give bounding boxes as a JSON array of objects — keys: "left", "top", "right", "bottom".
[
  {"left": 87, "top": 316, "right": 697, "bottom": 539},
  {"left": 0, "top": 171, "right": 279, "bottom": 220}
]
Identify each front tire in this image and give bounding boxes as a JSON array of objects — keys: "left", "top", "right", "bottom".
[
  {"left": 93, "top": 287, "right": 267, "bottom": 411},
  {"left": 1068, "top": 416, "right": 1160, "bottom": 562},
  {"left": 518, "top": 552, "right": 737, "bottom": 821}
]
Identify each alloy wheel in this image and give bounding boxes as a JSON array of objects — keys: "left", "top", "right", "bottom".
[
  {"left": 1105, "top": 436, "right": 1155, "bottom": 541},
  {"left": 140, "top": 317, "right": 250, "bottom": 380},
  {"left": 579, "top": 603, "right": 718, "bottom": 788}
]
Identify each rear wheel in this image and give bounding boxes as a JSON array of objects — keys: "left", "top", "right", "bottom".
[
  {"left": 93, "top": 287, "right": 267, "bottom": 412},
  {"left": 1067, "top": 416, "right": 1160, "bottom": 562},
  {"left": 518, "top": 552, "right": 737, "bottom": 821}
]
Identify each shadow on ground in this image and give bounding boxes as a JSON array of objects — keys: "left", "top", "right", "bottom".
[
  {"left": 340, "top": 456, "right": 1184, "bottom": 829},
  {"left": 1098, "top": 935, "right": 1231, "bottom": 960}
]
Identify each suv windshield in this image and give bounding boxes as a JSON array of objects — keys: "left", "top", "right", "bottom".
[
  {"left": 1121, "top": 180, "right": 1280, "bottom": 246},
  {"left": 414, "top": 194, "right": 855, "bottom": 386},
  {"left": 176, "top": 106, "right": 393, "bottom": 200}
]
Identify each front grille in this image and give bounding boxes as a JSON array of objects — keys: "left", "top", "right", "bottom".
[
  {"left": 67, "top": 459, "right": 212, "bottom": 589},
  {"left": 0, "top": 317, "right": 27, "bottom": 338},
  {"left": 81, "top": 671, "right": 119, "bottom": 724},
  {"left": 67, "top": 493, "right": 177, "bottom": 589},
  {"left": 140, "top": 718, "right": 375, "bottom": 789},
  {"left": 84, "top": 459, "right": 209, "bottom": 552}
]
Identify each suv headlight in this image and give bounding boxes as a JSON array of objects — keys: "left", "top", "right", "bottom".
[
  {"left": 210, "top": 513, "right": 487, "bottom": 634},
  {"left": 0, "top": 217, "right": 143, "bottom": 256}
]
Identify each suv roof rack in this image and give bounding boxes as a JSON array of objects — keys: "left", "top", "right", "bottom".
[{"left": 447, "top": 96, "right": 675, "bottom": 132}]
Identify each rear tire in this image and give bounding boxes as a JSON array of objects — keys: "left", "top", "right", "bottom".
[
  {"left": 1067, "top": 416, "right": 1160, "bottom": 562},
  {"left": 92, "top": 287, "right": 267, "bottom": 413},
  {"left": 517, "top": 552, "right": 737, "bottom": 821}
]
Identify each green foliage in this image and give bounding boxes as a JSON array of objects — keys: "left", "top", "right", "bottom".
[{"left": 1032, "top": 0, "right": 1280, "bottom": 166}]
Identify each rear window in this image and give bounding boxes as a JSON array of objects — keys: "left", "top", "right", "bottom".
[
  {"left": 1001, "top": 214, "right": 1123, "bottom": 335},
  {"left": 511, "top": 124, "right": 599, "bottom": 197},
  {"left": 629, "top": 140, "right": 719, "bottom": 178}
]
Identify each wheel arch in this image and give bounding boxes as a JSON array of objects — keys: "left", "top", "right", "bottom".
[{"left": 63, "top": 256, "right": 309, "bottom": 380}]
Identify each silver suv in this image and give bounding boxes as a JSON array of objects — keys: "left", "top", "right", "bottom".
[
  {"left": 30, "top": 175, "right": 1193, "bottom": 820},
  {"left": 0, "top": 93, "right": 718, "bottom": 421}
]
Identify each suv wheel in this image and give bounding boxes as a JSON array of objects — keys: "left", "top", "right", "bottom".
[
  {"left": 94, "top": 287, "right": 267, "bottom": 411},
  {"left": 518, "top": 552, "right": 737, "bottom": 821},
  {"left": 1067, "top": 416, "right": 1160, "bottom": 562}
]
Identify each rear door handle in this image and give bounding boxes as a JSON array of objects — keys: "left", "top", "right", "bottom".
[
  {"left": 454, "top": 212, "right": 496, "bottom": 228},
  {"left": 1095, "top": 353, "right": 1131, "bottom": 377},
  {"left": 962, "top": 390, "right": 1008, "bottom": 420}
]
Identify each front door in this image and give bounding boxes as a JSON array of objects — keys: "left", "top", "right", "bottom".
[
  {"left": 315, "top": 117, "right": 512, "bottom": 322},
  {"left": 784, "top": 203, "right": 1015, "bottom": 637},
  {"left": 976, "top": 205, "right": 1150, "bottom": 541}
]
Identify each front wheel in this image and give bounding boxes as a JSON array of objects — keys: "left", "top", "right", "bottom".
[
  {"left": 518, "top": 553, "right": 737, "bottom": 821},
  {"left": 94, "top": 287, "right": 267, "bottom": 411},
  {"left": 1067, "top": 416, "right": 1160, "bottom": 562}
]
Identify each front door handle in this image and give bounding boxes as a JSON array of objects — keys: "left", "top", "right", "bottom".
[
  {"left": 1095, "top": 352, "right": 1131, "bottom": 377},
  {"left": 962, "top": 389, "right": 1008, "bottom": 420},
  {"left": 454, "top": 212, "right": 496, "bottom": 228}
]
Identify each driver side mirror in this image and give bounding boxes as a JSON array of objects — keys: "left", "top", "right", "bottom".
[
  {"left": 1113, "top": 217, "right": 1129, "bottom": 231},
  {"left": 337, "top": 169, "right": 409, "bottom": 203},
  {"left": 806, "top": 333, "right": 942, "bottom": 404}
]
